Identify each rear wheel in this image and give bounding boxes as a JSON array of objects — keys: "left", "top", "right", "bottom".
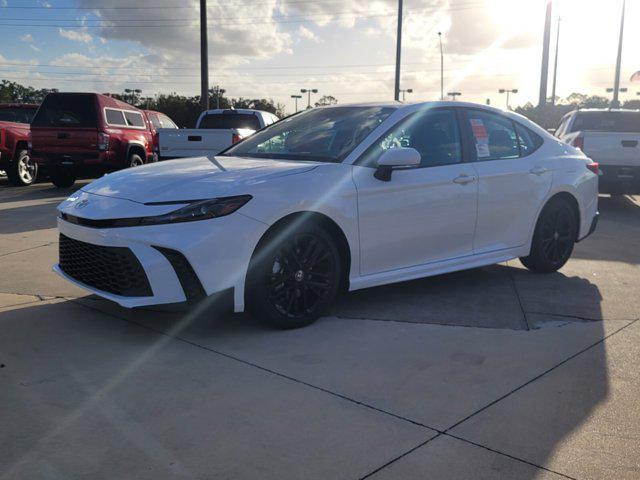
[
  {"left": 128, "top": 153, "right": 144, "bottom": 168},
  {"left": 7, "top": 149, "right": 37, "bottom": 186},
  {"left": 520, "top": 198, "right": 577, "bottom": 273},
  {"left": 49, "top": 167, "right": 77, "bottom": 188},
  {"left": 246, "top": 225, "right": 341, "bottom": 329}
]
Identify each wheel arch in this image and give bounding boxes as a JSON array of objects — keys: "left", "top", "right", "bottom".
[
  {"left": 14, "top": 140, "right": 29, "bottom": 157},
  {"left": 248, "top": 211, "right": 352, "bottom": 292},
  {"left": 126, "top": 142, "right": 147, "bottom": 163},
  {"left": 535, "top": 190, "right": 582, "bottom": 241}
]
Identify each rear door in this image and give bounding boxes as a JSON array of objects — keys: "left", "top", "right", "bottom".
[
  {"left": 31, "top": 94, "right": 98, "bottom": 157},
  {"left": 461, "top": 108, "right": 552, "bottom": 253}
]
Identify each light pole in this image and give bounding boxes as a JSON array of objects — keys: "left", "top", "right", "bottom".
[
  {"left": 394, "top": 0, "right": 403, "bottom": 101},
  {"left": 448, "top": 91, "right": 462, "bottom": 101},
  {"left": 607, "top": 87, "right": 628, "bottom": 102},
  {"left": 291, "top": 94, "right": 302, "bottom": 113},
  {"left": 538, "top": 0, "right": 552, "bottom": 107},
  {"left": 124, "top": 88, "right": 141, "bottom": 105},
  {"left": 551, "top": 17, "right": 561, "bottom": 105},
  {"left": 399, "top": 88, "right": 413, "bottom": 102},
  {"left": 200, "top": 0, "right": 209, "bottom": 111},
  {"left": 499, "top": 89, "right": 518, "bottom": 109},
  {"left": 612, "top": 0, "right": 626, "bottom": 107},
  {"left": 438, "top": 32, "right": 444, "bottom": 101},
  {"left": 300, "top": 88, "right": 318, "bottom": 109}
]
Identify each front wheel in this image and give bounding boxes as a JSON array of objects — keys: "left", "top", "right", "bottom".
[
  {"left": 7, "top": 149, "right": 37, "bottom": 186},
  {"left": 49, "top": 167, "right": 77, "bottom": 188},
  {"left": 128, "top": 153, "right": 144, "bottom": 168},
  {"left": 246, "top": 225, "right": 341, "bottom": 329},
  {"left": 520, "top": 198, "right": 577, "bottom": 273}
]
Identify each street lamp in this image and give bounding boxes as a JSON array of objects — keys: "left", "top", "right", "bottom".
[
  {"left": 399, "top": 88, "right": 413, "bottom": 102},
  {"left": 607, "top": 87, "right": 627, "bottom": 93},
  {"left": 300, "top": 88, "right": 318, "bottom": 109},
  {"left": 438, "top": 32, "right": 444, "bottom": 101},
  {"left": 291, "top": 94, "right": 302, "bottom": 113},
  {"left": 124, "top": 88, "right": 142, "bottom": 105},
  {"left": 212, "top": 86, "right": 226, "bottom": 109},
  {"left": 448, "top": 91, "right": 462, "bottom": 101},
  {"left": 498, "top": 88, "right": 518, "bottom": 109}
]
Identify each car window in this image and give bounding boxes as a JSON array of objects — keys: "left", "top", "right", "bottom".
[
  {"left": 124, "top": 111, "right": 145, "bottom": 128},
  {"left": 555, "top": 116, "right": 569, "bottom": 137},
  {"left": 570, "top": 111, "right": 640, "bottom": 133},
  {"left": 159, "top": 114, "right": 177, "bottom": 129},
  {"left": 466, "top": 110, "right": 519, "bottom": 161},
  {"left": 515, "top": 124, "right": 543, "bottom": 157},
  {"left": 199, "top": 113, "right": 261, "bottom": 130},
  {"left": 148, "top": 113, "right": 162, "bottom": 129},
  {"left": 358, "top": 109, "right": 462, "bottom": 168},
  {"left": 221, "top": 106, "right": 396, "bottom": 163},
  {"left": 0, "top": 107, "right": 37, "bottom": 124},
  {"left": 32, "top": 94, "right": 97, "bottom": 128},
  {"left": 105, "top": 108, "right": 126, "bottom": 126}
]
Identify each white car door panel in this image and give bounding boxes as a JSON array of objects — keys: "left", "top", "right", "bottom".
[
  {"left": 352, "top": 108, "right": 478, "bottom": 276},
  {"left": 462, "top": 109, "right": 552, "bottom": 253}
]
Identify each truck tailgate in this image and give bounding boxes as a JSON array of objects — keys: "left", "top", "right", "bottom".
[
  {"left": 583, "top": 132, "right": 640, "bottom": 167},
  {"left": 158, "top": 129, "right": 233, "bottom": 159}
]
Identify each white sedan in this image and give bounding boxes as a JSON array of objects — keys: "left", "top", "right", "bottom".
[{"left": 55, "top": 102, "right": 599, "bottom": 328}]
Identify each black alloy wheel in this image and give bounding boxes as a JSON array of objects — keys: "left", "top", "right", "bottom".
[
  {"left": 247, "top": 226, "right": 341, "bottom": 329},
  {"left": 521, "top": 198, "right": 577, "bottom": 273}
]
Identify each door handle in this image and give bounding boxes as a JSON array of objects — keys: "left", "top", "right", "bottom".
[
  {"left": 530, "top": 167, "right": 548, "bottom": 176},
  {"left": 453, "top": 174, "right": 477, "bottom": 185}
]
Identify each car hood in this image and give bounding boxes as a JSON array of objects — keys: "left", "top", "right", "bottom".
[{"left": 81, "top": 156, "right": 318, "bottom": 203}]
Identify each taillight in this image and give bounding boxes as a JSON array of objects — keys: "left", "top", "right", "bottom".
[
  {"left": 27, "top": 130, "right": 32, "bottom": 150},
  {"left": 97, "top": 132, "right": 110, "bottom": 151},
  {"left": 572, "top": 136, "right": 584, "bottom": 150},
  {"left": 587, "top": 162, "right": 599, "bottom": 175},
  {"left": 231, "top": 133, "right": 242, "bottom": 144}
]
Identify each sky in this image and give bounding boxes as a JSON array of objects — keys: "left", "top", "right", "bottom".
[{"left": 0, "top": 0, "right": 639, "bottom": 114}]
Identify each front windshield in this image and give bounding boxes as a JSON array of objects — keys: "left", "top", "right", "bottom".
[{"left": 221, "top": 106, "right": 396, "bottom": 163}]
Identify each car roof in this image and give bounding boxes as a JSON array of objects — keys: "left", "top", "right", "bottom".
[
  {"left": 0, "top": 103, "right": 39, "bottom": 109},
  {"left": 201, "top": 108, "right": 274, "bottom": 116}
]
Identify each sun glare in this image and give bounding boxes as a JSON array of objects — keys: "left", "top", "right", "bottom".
[{"left": 485, "top": 0, "right": 544, "bottom": 34}]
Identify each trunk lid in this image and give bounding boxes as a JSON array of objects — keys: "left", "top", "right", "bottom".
[{"left": 583, "top": 132, "right": 640, "bottom": 167}]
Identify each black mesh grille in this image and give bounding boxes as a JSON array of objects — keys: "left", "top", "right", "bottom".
[{"left": 59, "top": 234, "right": 152, "bottom": 297}]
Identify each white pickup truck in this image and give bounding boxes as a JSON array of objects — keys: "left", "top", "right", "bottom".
[
  {"left": 158, "top": 108, "right": 280, "bottom": 159},
  {"left": 556, "top": 108, "right": 640, "bottom": 194}
]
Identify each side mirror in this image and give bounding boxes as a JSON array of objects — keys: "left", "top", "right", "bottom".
[{"left": 374, "top": 147, "right": 421, "bottom": 181}]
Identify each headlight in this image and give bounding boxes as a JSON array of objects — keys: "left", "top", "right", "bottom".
[
  {"left": 60, "top": 195, "right": 252, "bottom": 228},
  {"left": 140, "top": 195, "right": 252, "bottom": 225}
]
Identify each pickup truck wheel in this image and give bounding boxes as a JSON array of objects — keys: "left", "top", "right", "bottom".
[
  {"left": 246, "top": 225, "right": 341, "bottom": 329},
  {"left": 129, "top": 153, "right": 144, "bottom": 167},
  {"left": 7, "top": 149, "right": 37, "bottom": 186},
  {"left": 49, "top": 168, "right": 77, "bottom": 188}
]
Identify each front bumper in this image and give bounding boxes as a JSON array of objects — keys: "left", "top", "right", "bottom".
[{"left": 55, "top": 208, "right": 268, "bottom": 311}]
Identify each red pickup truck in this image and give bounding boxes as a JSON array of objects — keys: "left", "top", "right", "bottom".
[
  {"left": 30, "top": 93, "right": 176, "bottom": 188},
  {"left": 0, "top": 103, "right": 39, "bottom": 186}
]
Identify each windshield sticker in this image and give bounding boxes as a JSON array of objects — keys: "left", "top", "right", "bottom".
[{"left": 470, "top": 118, "right": 490, "bottom": 158}]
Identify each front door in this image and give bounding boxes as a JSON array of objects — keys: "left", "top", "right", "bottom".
[{"left": 352, "top": 108, "right": 479, "bottom": 276}]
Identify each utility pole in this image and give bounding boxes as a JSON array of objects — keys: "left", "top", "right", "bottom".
[
  {"left": 394, "top": 0, "right": 403, "bottom": 101},
  {"left": 438, "top": 32, "right": 444, "bottom": 101},
  {"left": 612, "top": 0, "right": 626, "bottom": 107},
  {"left": 200, "top": 0, "right": 209, "bottom": 111},
  {"left": 551, "top": 17, "right": 561, "bottom": 105},
  {"left": 538, "top": 0, "right": 552, "bottom": 107}
]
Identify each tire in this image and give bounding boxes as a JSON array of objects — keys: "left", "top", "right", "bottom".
[
  {"left": 49, "top": 167, "right": 77, "bottom": 188},
  {"left": 128, "top": 153, "right": 144, "bottom": 168},
  {"left": 7, "top": 149, "right": 37, "bottom": 186},
  {"left": 520, "top": 198, "right": 578, "bottom": 273},
  {"left": 246, "top": 224, "right": 342, "bottom": 329}
]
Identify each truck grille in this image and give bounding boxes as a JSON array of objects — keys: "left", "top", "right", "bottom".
[{"left": 59, "top": 234, "right": 152, "bottom": 297}]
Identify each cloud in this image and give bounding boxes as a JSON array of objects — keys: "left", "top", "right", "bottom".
[
  {"left": 0, "top": 0, "right": 7, "bottom": 6},
  {"left": 59, "top": 28, "right": 93, "bottom": 43},
  {"left": 298, "top": 26, "right": 321, "bottom": 43},
  {"left": 20, "top": 34, "right": 35, "bottom": 43}
]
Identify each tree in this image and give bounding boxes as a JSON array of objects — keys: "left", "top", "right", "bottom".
[
  {"left": 315, "top": 95, "right": 338, "bottom": 107},
  {"left": 0, "top": 80, "right": 57, "bottom": 104}
]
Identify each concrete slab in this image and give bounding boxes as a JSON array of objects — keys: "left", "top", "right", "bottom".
[
  {"left": 369, "top": 435, "right": 564, "bottom": 480},
  {"left": 0, "top": 243, "right": 85, "bottom": 298},
  {"left": 75, "top": 297, "right": 628, "bottom": 432},
  {"left": 451, "top": 320, "right": 640, "bottom": 480},
  {"left": 0, "top": 292, "right": 42, "bottom": 308},
  {"left": 0, "top": 300, "right": 431, "bottom": 480}
]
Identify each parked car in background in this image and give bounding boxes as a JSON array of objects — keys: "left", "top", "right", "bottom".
[
  {"left": 30, "top": 93, "right": 159, "bottom": 188},
  {"left": 55, "top": 102, "right": 598, "bottom": 329},
  {"left": 555, "top": 108, "right": 640, "bottom": 194},
  {"left": 144, "top": 109, "right": 178, "bottom": 162},
  {"left": 158, "top": 108, "right": 279, "bottom": 159},
  {"left": 0, "top": 103, "right": 39, "bottom": 186}
]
